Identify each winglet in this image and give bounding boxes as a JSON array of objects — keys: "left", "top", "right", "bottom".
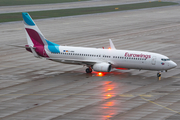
[{"left": 109, "top": 39, "right": 116, "bottom": 50}]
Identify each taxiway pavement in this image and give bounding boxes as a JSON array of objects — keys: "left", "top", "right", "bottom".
[{"left": 0, "top": 2, "right": 180, "bottom": 120}]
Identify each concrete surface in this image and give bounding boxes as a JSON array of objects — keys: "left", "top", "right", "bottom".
[{"left": 0, "top": 2, "right": 180, "bottom": 120}]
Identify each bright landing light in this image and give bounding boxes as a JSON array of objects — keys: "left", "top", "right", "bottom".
[
  {"left": 106, "top": 94, "right": 112, "bottom": 97},
  {"left": 98, "top": 72, "right": 103, "bottom": 76}
]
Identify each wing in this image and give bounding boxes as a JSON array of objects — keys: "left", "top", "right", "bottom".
[
  {"left": 47, "top": 58, "right": 114, "bottom": 66},
  {"left": 46, "top": 58, "right": 99, "bottom": 65}
]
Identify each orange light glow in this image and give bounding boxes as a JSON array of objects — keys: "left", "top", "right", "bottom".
[
  {"left": 108, "top": 47, "right": 111, "bottom": 50},
  {"left": 108, "top": 88, "right": 112, "bottom": 91},
  {"left": 107, "top": 94, "right": 111, "bottom": 97},
  {"left": 104, "top": 113, "right": 115, "bottom": 119},
  {"left": 115, "top": 67, "right": 128, "bottom": 70},
  {"left": 105, "top": 115, "right": 111, "bottom": 118},
  {"left": 97, "top": 72, "right": 104, "bottom": 77},
  {"left": 106, "top": 102, "right": 114, "bottom": 106}
]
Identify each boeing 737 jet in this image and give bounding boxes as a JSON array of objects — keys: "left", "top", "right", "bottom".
[{"left": 21, "top": 12, "right": 177, "bottom": 77}]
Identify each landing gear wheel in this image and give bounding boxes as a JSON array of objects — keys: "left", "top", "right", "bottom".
[{"left": 86, "top": 68, "right": 92, "bottom": 73}]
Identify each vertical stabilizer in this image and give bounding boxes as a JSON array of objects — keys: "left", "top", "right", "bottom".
[
  {"left": 22, "top": 12, "right": 47, "bottom": 47},
  {"left": 22, "top": 12, "right": 49, "bottom": 57},
  {"left": 22, "top": 12, "right": 61, "bottom": 58}
]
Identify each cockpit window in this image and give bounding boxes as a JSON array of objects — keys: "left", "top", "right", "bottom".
[{"left": 161, "top": 58, "right": 170, "bottom": 61}]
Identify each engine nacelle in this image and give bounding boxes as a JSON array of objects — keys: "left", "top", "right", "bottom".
[{"left": 93, "top": 62, "right": 112, "bottom": 72}]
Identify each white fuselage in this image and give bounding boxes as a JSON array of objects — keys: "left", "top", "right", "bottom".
[{"left": 45, "top": 46, "right": 177, "bottom": 71}]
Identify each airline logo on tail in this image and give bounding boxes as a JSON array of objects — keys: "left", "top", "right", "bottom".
[{"left": 22, "top": 13, "right": 60, "bottom": 57}]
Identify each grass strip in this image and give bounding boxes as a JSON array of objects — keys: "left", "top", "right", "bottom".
[
  {"left": 0, "top": 1, "right": 178, "bottom": 23},
  {"left": 0, "top": 0, "right": 90, "bottom": 6}
]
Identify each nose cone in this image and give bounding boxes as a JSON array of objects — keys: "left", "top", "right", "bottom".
[{"left": 170, "top": 61, "right": 177, "bottom": 69}]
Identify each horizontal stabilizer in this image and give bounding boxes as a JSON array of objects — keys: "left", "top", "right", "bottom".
[
  {"left": 7, "top": 44, "right": 36, "bottom": 49},
  {"left": 29, "top": 46, "right": 40, "bottom": 58}
]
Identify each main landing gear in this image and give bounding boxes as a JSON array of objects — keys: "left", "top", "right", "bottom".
[
  {"left": 86, "top": 67, "right": 92, "bottom": 73},
  {"left": 157, "top": 72, "right": 161, "bottom": 80}
]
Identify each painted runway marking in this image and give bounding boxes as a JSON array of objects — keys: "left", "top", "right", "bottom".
[{"left": 141, "top": 96, "right": 180, "bottom": 114}]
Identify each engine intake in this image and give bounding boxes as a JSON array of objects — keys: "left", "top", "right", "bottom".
[{"left": 93, "top": 62, "right": 111, "bottom": 72}]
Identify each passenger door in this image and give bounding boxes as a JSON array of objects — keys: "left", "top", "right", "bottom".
[{"left": 151, "top": 56, "right": 156, "bottom": 65}]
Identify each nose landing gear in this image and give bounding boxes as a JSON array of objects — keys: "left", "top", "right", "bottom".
[{"left": 86, "top": 67, "right": 92, "bottom": 73}]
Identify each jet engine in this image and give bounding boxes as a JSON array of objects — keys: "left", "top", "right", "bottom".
[{"left": 93, "top": 62, "right": 112, "bottom": 72}]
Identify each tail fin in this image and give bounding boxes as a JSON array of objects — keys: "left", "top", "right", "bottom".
[
  {"left": 22, "top": 12, "right": 47, "bottom": 47},
  {"left": 22, "top": 12, "right": 60, "bottom": 57}
]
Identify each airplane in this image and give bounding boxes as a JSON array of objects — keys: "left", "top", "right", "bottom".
[{"left": 21, "top": 12, "right": 177, "bottom": 77}]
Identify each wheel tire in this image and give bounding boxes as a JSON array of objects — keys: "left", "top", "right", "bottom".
[
  {"left": 86, "top": 68, "right": 90, "bottom": 73},
  {"left": 86, "top": 68, "right": 92, "bottom": 73}
]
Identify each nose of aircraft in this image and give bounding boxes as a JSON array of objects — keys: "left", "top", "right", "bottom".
[{"left": 170, "top": 61, "right": 177, "bottom": 69}]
